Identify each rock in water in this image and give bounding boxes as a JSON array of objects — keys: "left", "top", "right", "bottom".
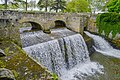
[
  {"left": 0, "top": 68, "right": 16, "bottom": 80},
  {"left": 0, "top": 49, "right": 6, "bottom": 57}
]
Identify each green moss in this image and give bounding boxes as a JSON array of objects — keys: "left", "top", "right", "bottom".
[
  {"left": 51, "top": 73, "right": 59, "bottom": 80},
  {"left": 96, "top": 12, "right": 120, "bottom": 38},
  {"left": 0, "top": 60, "right": 6, "bottom": 68},
  {"left": 4, "top": 47, "right": 10, "bottom": 55},
  {"left": 0, "top": 41, "right": 54, "bottom": 80},
  {"left": 12, "top": 70, "right": 19, "bottom": 78}
]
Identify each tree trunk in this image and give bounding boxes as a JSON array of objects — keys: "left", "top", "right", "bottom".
[
  {"left": 56, "top": 9, "right": 58, "bottom": 13},
  {"left": 25, "top": 0, "right": 28, "bottom": 11},
  {"left": 56, "top": 0, "right": 59, "bottom": 12},
  {"left": 5, "top": 0, "right": 7, "bottom": 9},
  {"left": 45, "top": 0, "right": 48, "bottom": 12}
]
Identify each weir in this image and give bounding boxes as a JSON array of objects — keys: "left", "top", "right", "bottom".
[{"left": 21, "top": 28, "right": 104, "bottom": 80}]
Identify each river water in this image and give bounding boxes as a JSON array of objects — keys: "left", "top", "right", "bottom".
[
  {"left": 85, "top": 31, "right": 120, "bottom": 80},
  {"left": 20, "top": 28, "right": 120, "bottom": 80}
]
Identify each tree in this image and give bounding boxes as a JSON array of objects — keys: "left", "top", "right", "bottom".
[
  {"left": 65, "top": 0, "right": 90, "bottom": 12},
  {"left": 0, "top": 0, "right": 5, "bottom": 9},
  {"left": 88, "top": 0, "right": 107, "bottom": 13},
  {"left": 0, "top": 0, "right": 8, "bottom": 9},
  {"left": 5, "top": 0, "right": 7, "bottom": 9},
  {"left": 50, "top": 0, "right": 66, "bottom": 12},
  {"left": 14, "top": 0, "right": 28, "bottom": 11},
  {"left": 37, "top": 0, "right": 66, "bottom": 12},
  {"left": 106, "top": 0, "right": 120, "bottom": 13},
  {"left": 0, "top": 0, "right": 26, "bottom": 10},
  {"left": 28, "top": 0, "right": 36, "bottom": 10},
  {"left": 25, "top": 0, "right": 27, "bottom": 11},
  {"left": 9, "top": 0, "right": 25, "bottom": 9},
  {"left": 37, "top": 0, "right": 51, "bottom": 12}
]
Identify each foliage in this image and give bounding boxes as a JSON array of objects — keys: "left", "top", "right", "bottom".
[
  {"left": 37, "top": 0, "right": 66, "bottom": 12},
  {"left": 0, "top": 60, "right": 6, "bottom": 68},
  {"left": 50, "top": 0, "right": 66, "bottom": 12},
  {"left": 0, "top": 0, "right": 26, "bottom": 9},
  {"left": 28, "top": 0, "right": 36, "bottom": 10},
  {"left": 96, "top": 12, "right": 120, "bottom": 38},
  {"left": 88, "top": 0, "right": 107, "bottom": 13},
  {"left": 51, "top": 73, "right": 59, "bottom": 80},
  {"left": 12, "top": 70, "right": 19, "bottom": 78},
  {"left": 0, "top": 0, "right": 7, "bottom": 9},
  {"left": 106, "top": 0, "right": 120, "bottom": 13},
  {"left": 4, "top": 47, "right": 9, "bottom": 55},
  {"left": 112, "top": 39, "right": 120, "bottom": 48},
  {"left": 37, "top": 0, "right": 52, "bottom": 12},
  {"left": 65, "top": 0, "right": 90, "bottom": 12},
  {"left": 0, "top": 4, "right": 4, "bottom": 9}
]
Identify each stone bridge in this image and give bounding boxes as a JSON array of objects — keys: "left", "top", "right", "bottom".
[{"left": 0, "top": 10, "right": 90, "bottom": 45}]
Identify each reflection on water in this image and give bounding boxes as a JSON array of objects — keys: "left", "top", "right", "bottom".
[{"left": 91, "top": 52, "right": 120, "bottom": 80}]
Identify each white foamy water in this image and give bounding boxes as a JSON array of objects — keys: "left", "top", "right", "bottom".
[
  {"left": 20, "top": 28, "right": 76, "bottom": 47},
  {"left": 84, "top": 31, "right": 120, "bottom": 59},
  {"left": 61, "top": 62, "right": 104, "bottom": 80},
  {"left": 21, "top": 29, "right": 104, "bottom": 80}
]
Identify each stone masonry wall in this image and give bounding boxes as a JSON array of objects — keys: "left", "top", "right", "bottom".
[{"left": 0, "top": 10, "right": 90, "bottom": 46}]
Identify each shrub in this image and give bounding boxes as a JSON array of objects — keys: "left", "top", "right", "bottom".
[{"left": 96, "top": 12, "right": 120, "bottom": 38}]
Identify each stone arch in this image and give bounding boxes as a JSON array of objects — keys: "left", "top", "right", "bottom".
[
  {"left": 50, "top": 19, "right": 67, "bottom": 29},
  {"left": 19, "top": 19, "right": 43, "bottom": 30},
  {"left": 55, "top": 20, "right": 66, "bottom": 28}
]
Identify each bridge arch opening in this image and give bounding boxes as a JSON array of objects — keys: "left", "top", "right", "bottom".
[
  {"left": 54, "top": 20, "right": 66, "bottom": 28},
  {"left": 30, "top": 22, "right": 42, "bottom": 30},
  {"left": 20, "top": 21, "right": 43, "bottom": 33}
]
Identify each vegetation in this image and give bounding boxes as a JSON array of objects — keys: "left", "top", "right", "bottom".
[
  {"left": 65, "top": 0, "right": 90, "bottom": 12},
  {"left": 88, "top": 0, "right": 107, "bottom": 13},
  {"left": 37, "top": 0, "right": 52, "bottom": 12},
  {"left": 0, "top": 0, "right": 119, "bottom": 13},
  {"left": 96, "top": 12, "right": 120, "bottom": 38},
  {"left": 0, "top": 0, "right": 120, "bottom": 79},
  {"left": 106, "top": 0, "right": 120, "bottom": 13},
  {"left": 112, "top": 39, "right": 120, "bottom": 48},
  {"left": 51, "top": 73, "right": 59, "bottom": 80},
  {"left": 0, "top": 0, "right": 92, "bottom": 13},
  {"left": 50, "top": 0, "right": 66, "bottom": 12},
  {"left": 0, "top": 0, "right": 27, "bottom": 10},
  {"left": 0, "top": 40, "right": 57, "bottom": 79}
]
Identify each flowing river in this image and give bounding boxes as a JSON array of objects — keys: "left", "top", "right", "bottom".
[
  {"left": 85, "top": 31, "right": 120, "bottom": 80},
  {"left": 20, "top": 28, "right": 120, "bottom": 80}
]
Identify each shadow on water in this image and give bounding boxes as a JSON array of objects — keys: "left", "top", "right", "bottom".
[{"left": 90, "top": 52, "right": 120, "bottom": 80}]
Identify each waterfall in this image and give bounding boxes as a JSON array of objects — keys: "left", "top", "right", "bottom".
[
  {"left": 20, "top": 28, "right": 76, "bottom": 47},
  {"left": 21, "top": 28, "right": 104, "bottom": 80},
  {"left": 84, "top": 31, "right": 120, "bottom": 59}
]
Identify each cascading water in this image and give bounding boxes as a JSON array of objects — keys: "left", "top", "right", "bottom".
[
  {"left": 20, "top": 28, "right": 104, "bottom": 80},
  {"left": 84, "top": 31, "right": 120, "bottom": 59}
]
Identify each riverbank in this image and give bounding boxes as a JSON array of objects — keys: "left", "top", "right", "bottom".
[
  {"left": 0, "top": 39, "right": 57, "bottom": 80},
  {"left": 111, "top": 39, "right": 120, "bottom": 49}
]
